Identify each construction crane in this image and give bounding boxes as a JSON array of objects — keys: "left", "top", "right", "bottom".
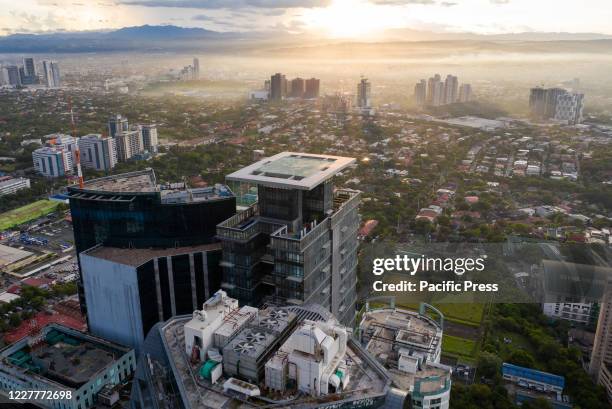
[{"left": 68, "top": 96, "right": 84, "bottom": 189}]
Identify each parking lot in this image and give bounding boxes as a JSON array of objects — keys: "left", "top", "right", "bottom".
[{"left": 0, "top": 211, "right": 77, "bottom": 292}]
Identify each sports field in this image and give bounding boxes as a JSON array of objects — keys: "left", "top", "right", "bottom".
[{"left": 0, "top": 200, "right": 61, "bottom": 231}]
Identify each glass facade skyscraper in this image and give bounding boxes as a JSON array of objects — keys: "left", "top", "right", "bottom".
[
  {"left": 217, "top": 152, "right": 361, "bottom": 326},
  {"left": 67, "top": 168, "right": 236, "bottom": 329}
]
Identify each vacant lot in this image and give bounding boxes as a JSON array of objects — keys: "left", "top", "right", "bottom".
[{"left": 442, "top": 334, "right": 479, "bottom": 364}]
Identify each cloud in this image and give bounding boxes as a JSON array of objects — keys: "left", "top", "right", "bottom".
[
  {"left": 368, "top": 0, "right": 435, "bottom": 5},
  {"left": 190, "top": 14, "right": 237, "bottom": 26},
  {"left": 191, "top": 14, "right": 215, "bottom": 20},
  {"left": 117, "top": 0, "right": 331, "bottom": 8}
]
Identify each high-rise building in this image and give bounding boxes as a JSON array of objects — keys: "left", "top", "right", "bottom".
[
  {"left": 444, "top": 75, "right": 458, "bottom": 104},
  {"left": 31, "top": 133, "right": 78, "bottom": 177},
  {"left": 529, "top": 87, "right": 548, "bottom": 118},
  {"left": 193, "top": 57, "right": 200, "bottom": 79},
  {"left": 555, "top": 92, "right": 584, "bottom": 124},
  {"left": 32, "top": 147, "right": 72, "bottom": 177},
  {"left": 217, "top": 152, "right": 361, "bottom": 326},
  {"left": 139, "top": 124, "right": 159, "bottom": 153},
  {"left": 67, "top": 169, "right": 236, "bottom": 350},
  {"left": 304, "top": 77, "right": 320, "bottom": 98},
  {"left": 270, "top": 73, "right": 285, "bottom": 101},
  {"left": 114, "top": 129, "right": 143, "bottom": 162},
  {"left": 290, "top": 77, "right": 305, "bottom": 98},
  {"left": 19, "top": 57, "right": 37, "bottom": 84},
  {"left": 2, "top": 65, "right": 21, "bottom": 87},
  {"left": 432, "top": 81, "right": 445, "bottom": 107},
  {"left": 23, "top": 57, "right": 36, "bottom": 78},
  {"left": 108, "top": 114, "right": 129, "bottom": 138},
  {"left": 414, "top": 79, "right": 427, "bottom": 106},
  {"left": 426, "top": 74, "right": 441, "bottom": 105},
  {"left": 357, "top": 77, "right": 371, "bottom": 108},
  {"left": 590, "top": 286, "right": 612, "bottom": 402},
  {"left": 529, "top": 87, "right": 584, "bottom": 124},
  {"left": 18, "top": 66, "right": 27, "bottom": 85},
  {"left": 282, "top": 76, "right": 288, "bottom": 97},
  {"left": 42, "top": 60, "right": 60, "bottom": 88},
  {"left": 544, "top": 88, "right": 566, "bottom": 118},
  {"left": 78, "top": 134, "right": 118, "bottom": 171},
  {"left": 458, "top": 83, "right": 473, "bottom": 103}
]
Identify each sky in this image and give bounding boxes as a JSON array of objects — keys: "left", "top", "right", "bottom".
[{"left": 2, "top": 0, "right": 612, "bottom": 38}]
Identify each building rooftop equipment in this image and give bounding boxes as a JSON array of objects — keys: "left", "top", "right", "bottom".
[
  {"left": 225, "top": 152, "right": 356, "bottom": 190},
  {"left": 0, "top": 324, "right": 134, "bottom": 392},
  {"left": 133, "top": 302, "right": 394, "bottom": 409},
  {"left": 358, "top": 303, "right": 451, "bottom": 403}
]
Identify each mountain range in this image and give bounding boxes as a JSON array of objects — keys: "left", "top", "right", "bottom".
[{"left": 1, "top": 25, "right": 612, "bottom": 54}]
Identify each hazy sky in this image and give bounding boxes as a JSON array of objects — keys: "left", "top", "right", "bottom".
[{"left": 2, "top": 0, "right": 612, "bottom": 37}]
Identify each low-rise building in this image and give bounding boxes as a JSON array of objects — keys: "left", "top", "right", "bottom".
[
  {"left": 502, "top": 363, "right": 571, "bottom": 409},
  {"left": 358, "top": 303, "right": 451, "bottom": 409},
  {"left": 0, "top": 324, "right": 135, "bottom": 409},
  {"left": 0, "top": 177, "right": 30, "bottom": 196}
]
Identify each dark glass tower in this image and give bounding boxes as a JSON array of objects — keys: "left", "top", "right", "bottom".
[{"left": 67, "top": 168, "right": 236, "bottom": 334}]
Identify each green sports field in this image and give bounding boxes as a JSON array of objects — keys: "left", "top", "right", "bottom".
[{"left": 0, "top": 200, "right": 61, "bottom": 231}]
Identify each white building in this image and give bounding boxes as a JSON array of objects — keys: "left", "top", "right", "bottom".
[
  {"left": 554, "top": 92, "right": 584, "bottom": 124},
  {"left": 42, "top": 60, "right": 60, "bottom": 88},
  {"left": 32, "top": 147, "right": 72, "bottom": 177},
  {"left": 139, "top": 124, "right": 158, "bottom": 153},
  {"left": 184, "top": 290, "right": 258, "bottom": 362},
  {"left": 78, "top": 134, "right": 118, "bottom": 171},
  {"left": 526, "top": 164, "right": 541, "bottom": 176},
  {"left": 0, "top": 177, "right": 30, "bottom": 196},
  {"left": 114, "top": 130, "right": 143, "bottom": 161},
  {"left": 543, "top": 302, "right": 594, "bottom": 325},
  {"left": 265, "top": 320, "right": 349, "bottom": 396}
]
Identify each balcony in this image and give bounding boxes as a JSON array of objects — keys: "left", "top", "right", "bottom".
[{"left": 217, "top": 203, "right": 287, "bottom": 242}]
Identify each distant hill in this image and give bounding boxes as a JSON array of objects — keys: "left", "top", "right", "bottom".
[
  {"left": 1, "top": 25, "right": 612, "bottom": 54},
  {"left": 105, "top": 25, "right": 222, "bottom": 39}
]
